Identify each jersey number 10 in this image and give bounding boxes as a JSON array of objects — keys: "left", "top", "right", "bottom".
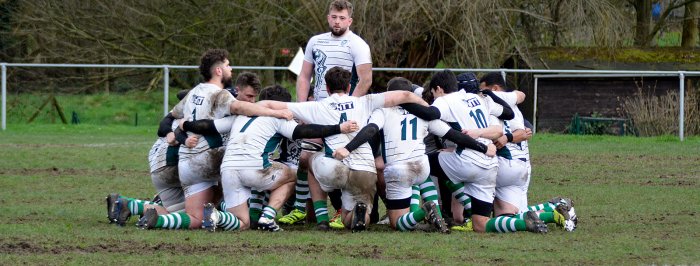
[{"left": 469, "top": 109, "right": 487, "bottom": 129}]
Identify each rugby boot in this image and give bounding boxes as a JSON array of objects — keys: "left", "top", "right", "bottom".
[
  {"left": 423, "top": 201, "right": 450, "bottom": 234},
  {"left": 112, "top": 198, "right": 132, "bottom": 226},
  {"left": 317, "top": 221, "right": 331, "bottom": 231},
  {"left": 376, "top": 214, "right": 390, "bottom": 225},
  {"left": 278, "top": 209, "right": 306, "bottom": 225},
  {"left": 554, "top": 199, "right": 577, "bottom": 232},
  {"left": 329, "top": 210, "right": 345, "bottom": 230},
  {"left": 202, "top": 203, "right": 219, "bottom": 232},
  {"left": 351, "top": 202, "right": 367, "bottom": 232},
  {"left": 106, "top": 193, "right": 119, "bottom": 224},
  {"left": 450, "top": 219, "right": 474, "bottom": 232},
  {"left": 257, "top": 217, "right": 283, "bottom": 232},
  {"left": 524, "top": 210, "right": 548, "bottom": 233},
  {"left": 136, "top": 208, "right": 158, "bottom": 229}
]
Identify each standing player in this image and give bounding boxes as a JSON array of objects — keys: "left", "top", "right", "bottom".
[
  {"left": 333, "top": 77, "right": 498, "bottom": 233},
  {"left": 138, "top": 49, "right": 291, "bottom": 230},
  {"left": 260, "top": 67, "right": 428, "bottom": 231},
  {"left": 281, "top": 0, "right": 373, "bottom": 227}
]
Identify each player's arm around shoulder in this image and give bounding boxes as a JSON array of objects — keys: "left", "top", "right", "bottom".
[
  {"left": 381, "top": 90, "right": 428, "bottom": 108},
  {"left": 230, "top": 100, "right": 293, "bottom": 120}
]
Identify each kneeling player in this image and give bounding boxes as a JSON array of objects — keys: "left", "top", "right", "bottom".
[
  {"left": 181, "top": 89, "right": 359, "bottom": 232},
  {"left": 334, "top": 77, "right": 498, "bottom": 233},
  {"left": 258, "top": 68, "right": 429, "bottom": 231}
]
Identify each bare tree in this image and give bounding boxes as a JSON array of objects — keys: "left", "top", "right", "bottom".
[
  {"left": 630, "top": 0, "right": 700, "bottom": 47},
  {"left": 682, "top": 1, "right": 700, "bottom": 47},
  {"left": 6, "top": 0, "right": 632, "bottom": 92}
]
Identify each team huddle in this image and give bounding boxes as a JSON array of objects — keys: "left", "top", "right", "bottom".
[{"left": 105, "top": 0, "right": 577, "bottom": 234}]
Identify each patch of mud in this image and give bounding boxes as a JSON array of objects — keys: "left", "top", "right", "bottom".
[{"left": 0, "top": 238, "right": 385, "bottom": 258}]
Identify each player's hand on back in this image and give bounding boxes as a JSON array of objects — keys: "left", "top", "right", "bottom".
[
  {"left": 494, "top": 135, "right": 507, "bottom": 149},
  {"left": 185, "top": 135, "right": 199, "bottom": 148},
  {"left": 524, "top": 128, "right": 533, "bottom": 140},
  {"left": 339, "top": 120, "right": 359, "bottom": 133},
  {"left": 332, "top": 148, "right": 351, "bottom": 161},
  {"left": 166, "top": 132, "right": 178, "bottom": 146},
  {"left": 485, "top": 143, "right": 497, "bottom": 157}
]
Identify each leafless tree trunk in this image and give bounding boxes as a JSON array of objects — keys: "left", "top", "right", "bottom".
[
  {"left": 633, "top": 0, "right": 652, "bottom": 46},
  {"left": 682, "top": 1, "right": 700, "bottom": 47}
]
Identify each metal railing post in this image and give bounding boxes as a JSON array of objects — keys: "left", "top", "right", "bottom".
[
  {"left": 679, "top": 71, "right": 685, "bottom": 141},
  {"left": 533, "top": 77, "right": 538, "bottom": 134},
  {"left": 500, "top": 69, "right": 507, "bottom": 86},
  {"left": 163, "top": 66, "right": 170, "bottom": 116},
  {"left": 1, "top": 63, "right": 6, "bottom": 131}
]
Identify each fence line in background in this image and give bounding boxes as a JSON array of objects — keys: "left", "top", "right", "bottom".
[{"left": 1, "top": 63, "right": 698, "bottom": 141}]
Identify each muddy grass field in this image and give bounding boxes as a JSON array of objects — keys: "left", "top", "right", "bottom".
[{"left": 1, "top": 124, "right": 698, "bottom": 265}]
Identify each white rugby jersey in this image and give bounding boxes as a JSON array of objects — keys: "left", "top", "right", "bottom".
[
  {"left": 368, "top": 107, "right": 452, "bottom": 164},
  {"left": 493, "top": 91, "right": 530, "bottom": 161},
  {"left": 148, "top": 121, "right": 180, "bottom": 172},
  {"left": 304, "top": 31, "right": 372, "bottom": 100},
  {"left": 177, "top": 83, "right": 236, "bottom": 160},
  {"left": 220, "top": 115, "right": 298, "bottom": 170},
  {"left": 432, "top": 90, "right": 500, "bottom": 169},
  {"left": 288, "top": 93, "right": 385, "bottom": 172}
]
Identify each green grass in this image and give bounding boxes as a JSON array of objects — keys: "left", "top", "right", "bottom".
[
  {"left": 5, "top": 87, "right": 302, "bottom": 127},
  {"left": 1, "top": 126, "right": 699, "bottom": 264}
]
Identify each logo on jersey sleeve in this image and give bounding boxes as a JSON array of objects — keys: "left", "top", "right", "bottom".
[
  {"left": 463, "top": 97, "right": 481, "bottom": 108},
  {"left": 191, "top": 95, "right": 205, "bottom": 105}
]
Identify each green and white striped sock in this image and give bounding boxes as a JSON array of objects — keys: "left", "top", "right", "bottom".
[
  {"left": 528, "top": 202, "right": 556, "bottom": 212},
  {"left": 293, "top": 170, "right": 309, "bottom": 212},
  {"left": 396, "top": 209, "right": 426, "bottom": 231},
  {"left": 125, "top": 198, "right": 156, "bottom": 216},
  {"left": 155, "top": 211, "right": 191, "bottom": 229},
  {"left": 410, "top": 186, "right": 421, "bottom": 212},
  {"left": 217, "top": 210, "right": 240, "bottom": 231},
  {"left": 261, "top": 206, "right": 277, "bottom": 220},
  {"left": 249, "top": 190, "right": 265, "bottom": 222},
  {"left": 419, "top": 178, "right": 441, "bottom": 216},
  {"left": 485, "top": 215, "right": 526, "bottom": 233},
  {"left": 313, "top": 200, "right": 329, "bottom": 223}
]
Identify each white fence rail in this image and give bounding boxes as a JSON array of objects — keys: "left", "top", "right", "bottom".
[{"left": 1, "top": 63, "right": 698, "bottom": 141}]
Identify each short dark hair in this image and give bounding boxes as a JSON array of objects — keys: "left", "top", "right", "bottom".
[
  {"left": 258, "top": 85, "right": 292, "bottom": 102},
  {"left": 428, "top": 69, "right": 458, "bottom": 94},
  {"left": 325, "top": 66, "right": 351, "bottom": 94},
  {"left": 235, "top": 72, "right": 261, "bottom": 93},
  {"left": 199, "top": 49, "right": 229, "bottom": 82},
  {"left": 479, "top": 72, "right": 506, "bottom": 88},
  {"left": 329, "top": 0, "right": 353, "bottom": 17},
  {"left": 386, "top": 77, "right": 413, "bottom": 92},
  {"left": 456, "top": 72, "right": 479, "bottom": 94}
]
